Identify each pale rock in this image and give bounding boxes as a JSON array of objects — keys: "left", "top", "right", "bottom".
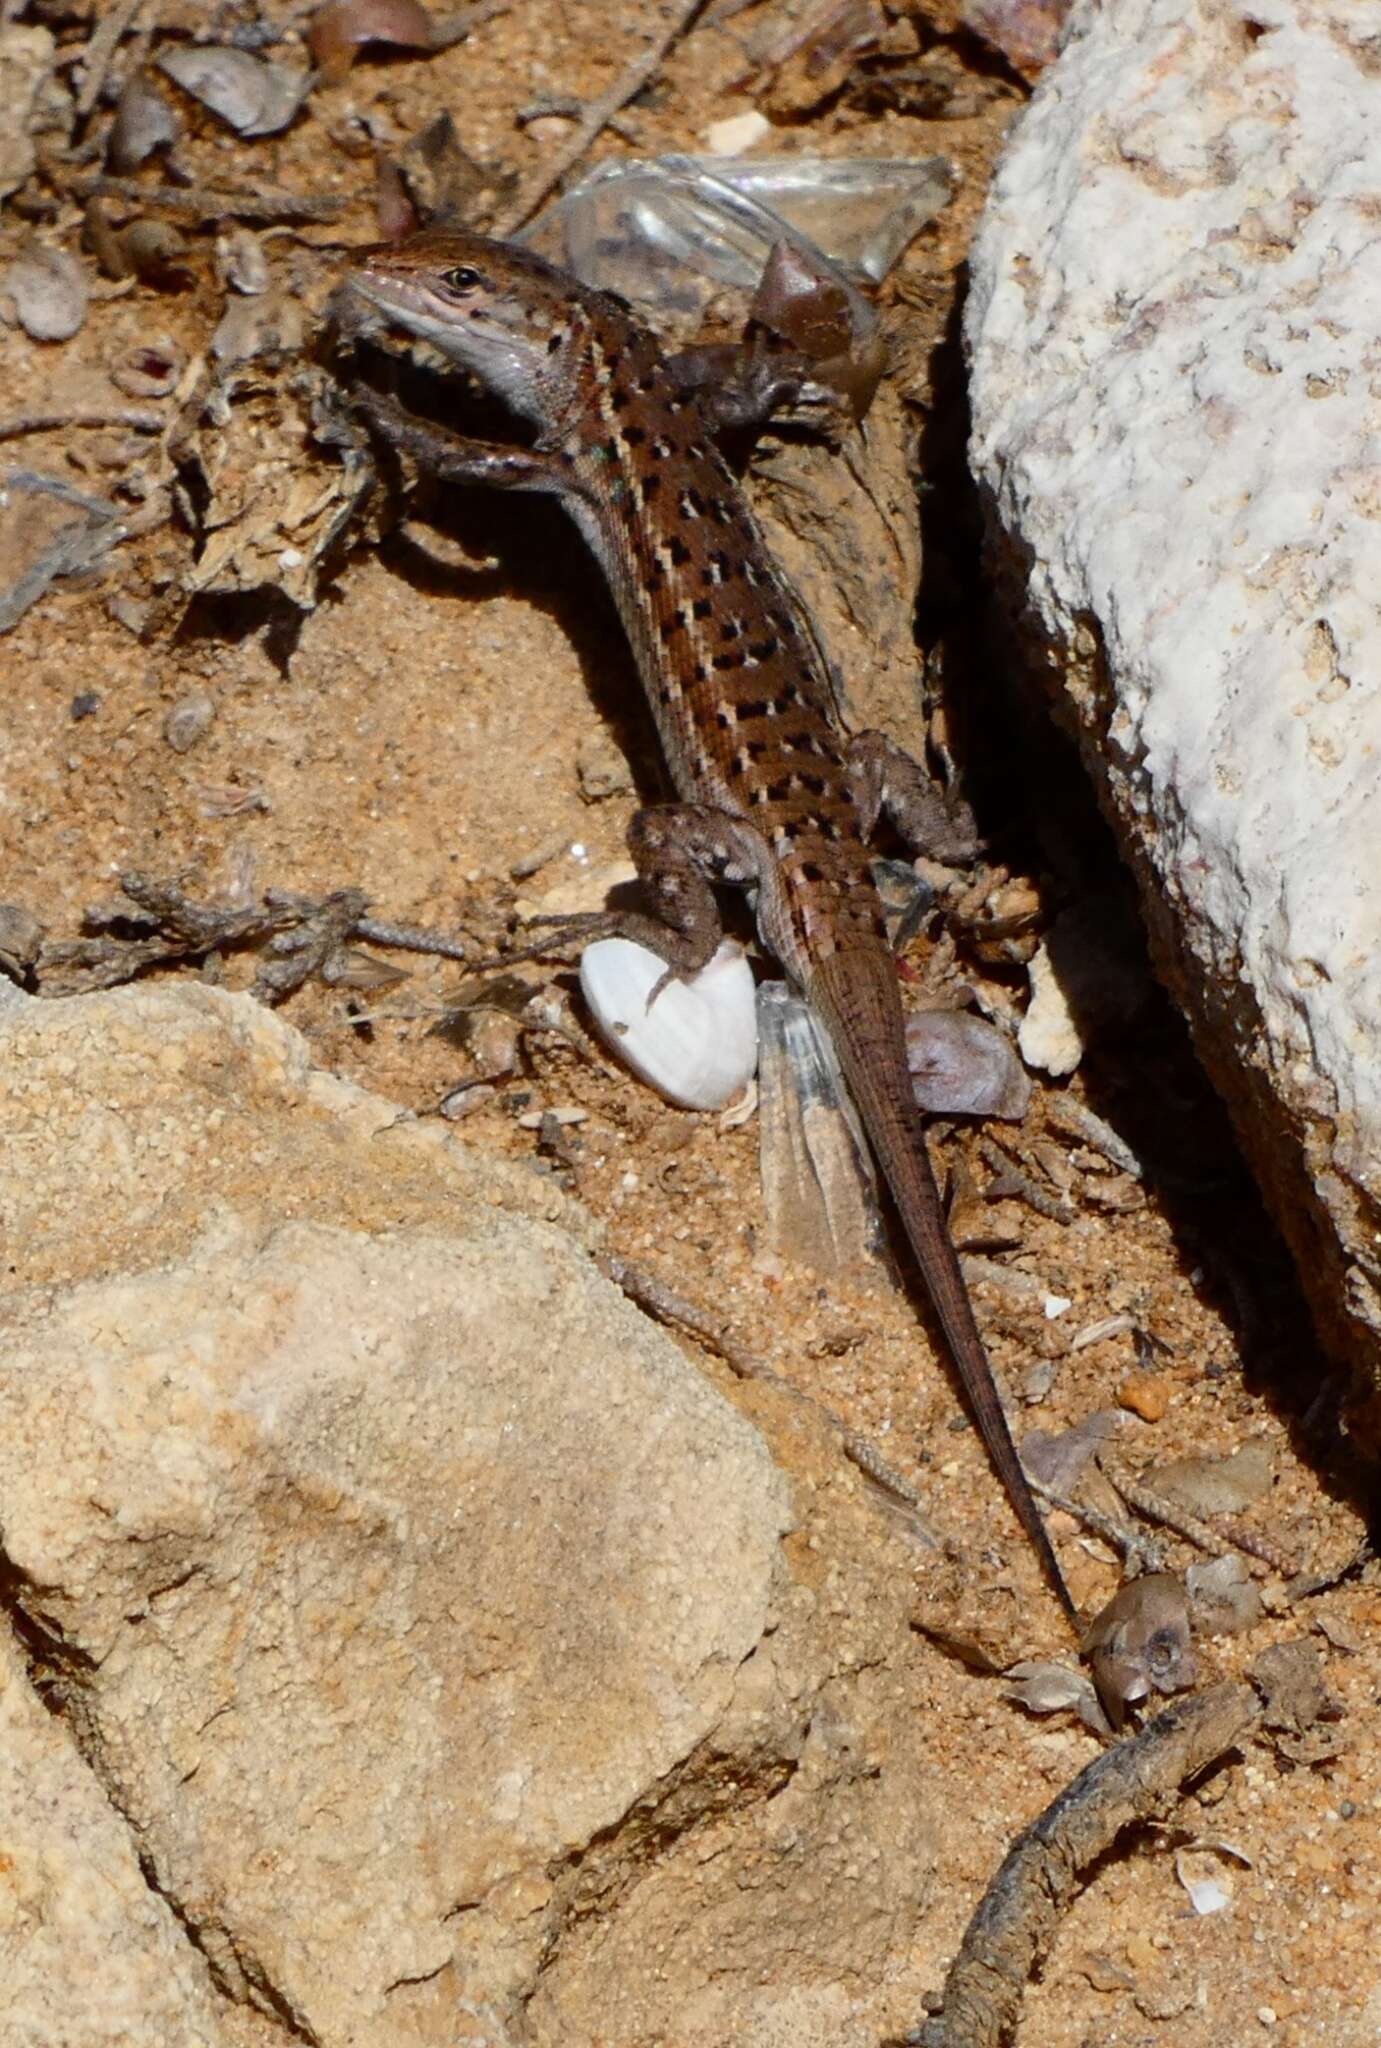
[
  {"left": 0, "top": 1217, "right": 791, "bottom": 2041},
  {"left": 968, "top": 0, "right": 1381, "bottom": 1385},
  {"left": 0, "top": 26, "right": 55, "bottom": 203},
  {"left": 0, "top": 986, "right": 937, "bottom": 2044},
  {"left": 1018, "top": 941, "right": 1083, "bottom": 1078},
  {"left": 0, "top": 1630, "right": 260, "bottom": 2048},
  {"left": 703, "top": 110, "right": 772, "bottom": 154}
]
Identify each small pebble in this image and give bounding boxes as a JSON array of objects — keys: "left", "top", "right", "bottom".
[
  {"left": 163, "top": 692, "right": 215, "bottom": 754},
  {"left": 576, "top": 728, "right": 631, "bottom": 801},
  {"left": 1118, "top": 1371, "right": 1173, "bottom": 1422},
  {"left": 69, "top": 692, "right": 99, "bottom": 721},
  {"left": 704, "top": 109, "right": 772, "bottom": 153}
]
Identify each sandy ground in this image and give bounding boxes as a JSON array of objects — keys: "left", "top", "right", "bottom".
[{"left": 1, "top": 2, "right": 1377, "bottom": 2041}]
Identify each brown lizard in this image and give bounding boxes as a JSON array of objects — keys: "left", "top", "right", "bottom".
[{"left": 338, "top": 227, "right": 1078, "bottom": 1626}]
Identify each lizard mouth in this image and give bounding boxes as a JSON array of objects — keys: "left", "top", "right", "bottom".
[{"left": 338, "top": 267, "right": 551, "bottom": 424}]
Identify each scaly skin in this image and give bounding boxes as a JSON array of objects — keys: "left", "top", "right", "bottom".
[{"left": 341, "top": 227, "right": 1078, "bottom": 1626}]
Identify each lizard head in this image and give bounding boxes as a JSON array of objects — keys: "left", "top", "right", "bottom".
[{"left": 344, "top": 227, "right": 590, "bottom": 423}]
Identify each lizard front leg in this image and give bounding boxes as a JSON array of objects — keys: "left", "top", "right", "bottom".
[
  {"left": 510, "top": 804, "right": 774, "bottom": 992},
  {"left": 348, "top": 385, "right": 581, "bottom": 497}
]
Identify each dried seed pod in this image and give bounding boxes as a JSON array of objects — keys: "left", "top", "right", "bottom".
[
  {"left": 309, "top": 0, "right": 438, "bottom": 82},
  {"left": 109, "top": 337, "right": 183, "bottom": 398},
  {"left": 119, "top": 220, "right": 193, "bottom": 290},
  {"left": 1081, "top": 1573, "right": 1196, "bottom": 1729}
]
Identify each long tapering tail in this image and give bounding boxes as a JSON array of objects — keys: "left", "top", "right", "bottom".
[{"left": 810, "top": 946, "right": 1079, "bottom": 1627}]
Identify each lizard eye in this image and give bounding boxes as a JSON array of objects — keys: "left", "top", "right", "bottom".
[{"left": 441, "top": 266, "right": 482, "bottom": 293}]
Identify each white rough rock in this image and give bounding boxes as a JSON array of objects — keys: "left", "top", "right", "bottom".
[{"left": 968, "top": 0, "right": 1381, "bottom": 1377}]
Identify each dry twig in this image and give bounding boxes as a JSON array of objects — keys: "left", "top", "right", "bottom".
[
  {"left": 1103, "top": 1457, "right": 1299, "bottom": 1577},
  {"left": 0, "top": 407, "right": 165, "bottom": 442},
  {"left": 496, "top": 0, "right": 711, "bottom": 233},
  {"left": 63, "top": 173, "right": 346, "bottom": 224},
  {"left": 595, "top": 1250, "right": 940, "bottom": 1536},
  {"left": 907, "top": 1682, "right": 1259, "bottom": 2048},
  {"left": 74, "top": 0, "right": 146, "bottom": 119}
]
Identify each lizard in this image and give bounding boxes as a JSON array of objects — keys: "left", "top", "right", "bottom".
[{"left": 336, "top": 225, "right": 1078, "bottom": 1627}]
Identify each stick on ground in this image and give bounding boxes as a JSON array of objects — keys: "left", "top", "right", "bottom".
[
  {"left": 496, "top": 0, "right": 710, "bottom": 233},
  {"left": 907, "top": 1681, "right": 1259, "bottom": 2048}
]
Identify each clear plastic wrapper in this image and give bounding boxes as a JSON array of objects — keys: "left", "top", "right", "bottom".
[{"left": 523, "top": 153, "right": 952, "bottom": 336}]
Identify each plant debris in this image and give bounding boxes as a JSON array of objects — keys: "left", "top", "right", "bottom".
[
  {"left": 0, "top": 469, "right": 126, "bottom": 633},
  {"left": 1080, "top": 1573, "right": 1197, "bottom": 1730},
  {"left": 908, "top": 1682, "right": 1260, "bottom": 2048},
  {"left": 157, "top": 46, "right": 312, "bottom": 139}
]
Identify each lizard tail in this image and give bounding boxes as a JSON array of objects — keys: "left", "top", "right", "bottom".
[{"left": 810, "top": 947, "right": 1080, "bottom": 1628}]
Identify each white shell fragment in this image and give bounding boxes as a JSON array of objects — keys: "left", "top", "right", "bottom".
[{"left": 579, "top": 937, "right": 758, "bottom": 1112}]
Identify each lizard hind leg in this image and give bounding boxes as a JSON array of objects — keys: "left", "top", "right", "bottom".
[
  {"left": 845, "top": 729, "right": 983, "bottom": 866},
  {"left": 522, "top": 802, "right": 773, "bottom": 1000}
]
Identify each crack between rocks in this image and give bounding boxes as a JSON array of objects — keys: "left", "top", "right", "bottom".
[
  {"left": 509, "top": 1696, "right": 806, "bottom": 2039},
  {"left": 132, "top": 1844, "right": 321, "bottom": 2046},
  {"left": 0, "top": 1550, "right": 318, "bottom": 2044}
]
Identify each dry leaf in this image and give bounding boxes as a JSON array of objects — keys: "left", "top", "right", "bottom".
[
  {"left": 1004, "top": 1657, "right": 1109, "bottom": 1734},
  {"left": 1186, "top": 1554, "right": 1263, "bottom": 1637},
  {"left": 961, "top": 0, "right": 1070, "bottom": 79},
  {"left": 309, "top": 0, "right": 437, "bottom": 81},
  {"left": 904, "top": 1007, "right": 1031, "bottom": 1119},
  {"left": 108, "top": 69, "right": 180, "bottom": 172},
  {"left": 1021, "top": 1410, "right": 1123, "bottom": 1496},
  {"left": 1149, "top": 1438, "right": 1274, "bottom": 1517},
  {"left": 4, "top": 242, "right": 88, "bottom": 342},
  {"left": 158, "top": 46, "right": 311, "bottom": 138}
]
